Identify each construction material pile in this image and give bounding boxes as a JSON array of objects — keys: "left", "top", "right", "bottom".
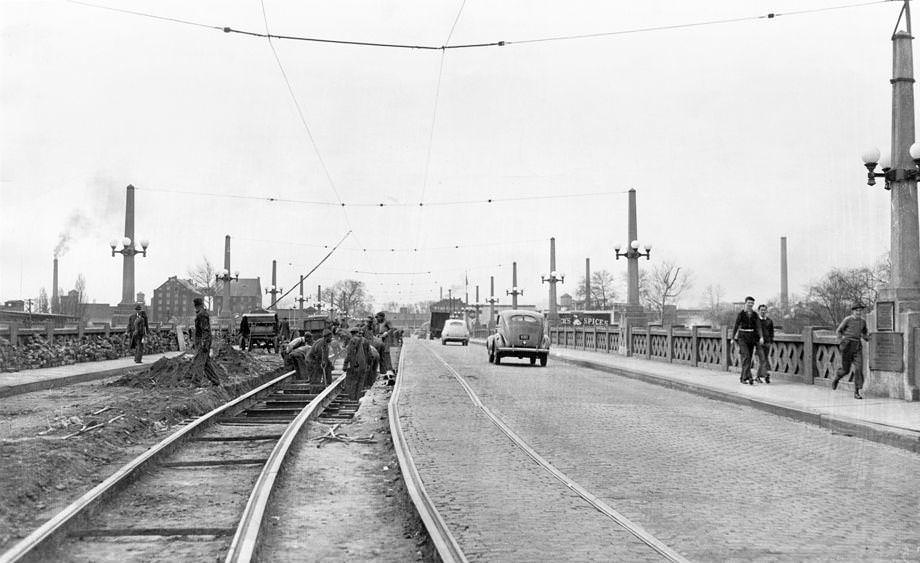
[
  {"left": 0, "top": 332, "right": 177, "bottom": 372},
  {"left": 114, "top": 344, "right": 262, "bottom": 388}
]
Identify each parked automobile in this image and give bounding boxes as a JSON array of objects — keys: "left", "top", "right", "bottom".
[
  {"left": 440, "top": 319, "right": 470, "bottom": 346},
  {"left": 486, "top": 310, "right": 549, "bottom": 366}
]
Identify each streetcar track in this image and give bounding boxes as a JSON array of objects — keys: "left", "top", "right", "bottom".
[
  {"left": 0, "top": 370, "right": 353, "bottom": 563},
  {"left": 425, "top": 343, "right": 690, "bottom": 563},
  {"left": 389, "top": 342, "right": 468, "bottom": 563}
]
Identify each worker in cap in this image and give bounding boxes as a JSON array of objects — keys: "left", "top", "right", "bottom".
[
  {"left": 834, "top": 302, "right": 869, "bottom": 399},
  {"left": 303, "top": 328, "right": 334, "bottom": 385},
  {"left": 128, "top": 304, "right": 148, "bottom": 364},
  {"left": 374, "top": 311, "right": 396, "bottom": 377}
]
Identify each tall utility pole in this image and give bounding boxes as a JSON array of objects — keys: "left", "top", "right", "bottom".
[
  {"left": 506, "top": 261, "right": 523, "bottom": 308},
  {"left": 296, "top": 275, "right": 308, "bottom": 309},
  {"left": 627, "top": 189, "right": 639, "bottom": 306},
  {"left": 266, "top": 260, "right": 282, "bottom": 308},
  {"left": 223, "top": 235, "right": 232, "bottom": 318},
  {"left": 487, "top": 276, "right": 499, "bottom": 328},
  {"left": 122, "top": 184, "right": 136, "bottom": 306},
  {"left": 585, "top": 258, "right": 591, "bottom": 310},
  {"left": 542, "top": 237, "right": 564, "bottom": 326},
  {"left": 613, "top": 188, "right": 651, "bottom": 324}
]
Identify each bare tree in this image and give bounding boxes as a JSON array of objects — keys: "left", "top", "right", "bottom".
[
  {"left": 576, "top": 270, "right": 617, "bottom": 309},
  {"left": 73, "top": 274, "right": 88, "bottom": 320},
  {"left": 640, "top": 260, "right": 693, "bottom": 321},
  {"left": 37, "top": 288, "right": 49, "bottom": 313},
  {"left": 701, "top": 284, "right": 734, "bottom": 327},
  {"left": 804, "top": 266, "right": 884, "bottom": 327},
  {"left": 188, "top": 256, "right": 217, "bottom": 310},
  {"left": 322, "top": 279, "right": 370, "bottom": 319}
]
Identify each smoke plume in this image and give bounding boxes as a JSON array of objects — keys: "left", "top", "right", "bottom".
[{"left": 54, "top": 211, "right": 92, "bottom": 258}]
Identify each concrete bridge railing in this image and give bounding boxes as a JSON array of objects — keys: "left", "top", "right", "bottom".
[{"left": 549, "top": 325, "right": 847, "bottom": 388}]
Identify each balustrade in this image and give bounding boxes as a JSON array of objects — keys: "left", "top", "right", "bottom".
[{"left": 549, "top": 324, "right": 842, "bottom": 387}]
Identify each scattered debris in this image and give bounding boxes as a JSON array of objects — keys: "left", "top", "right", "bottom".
[{"left": 312, "top": 423, "right": 377, "bottom": 448}]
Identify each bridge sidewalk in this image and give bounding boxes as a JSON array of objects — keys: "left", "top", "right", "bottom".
[
  {"left": 473, "top": 339, "right": 920, "bottom": 453},
  {"left": 0, "top": 351, "right": 184, "bottom": 398}
]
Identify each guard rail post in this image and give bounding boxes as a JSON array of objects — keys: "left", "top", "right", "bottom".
[
  {"left": 690, "top": 326, "right": 699, "bottom": 367},
  {"left": 666, "top": 325, "right": 674, "bottom": 363},
  {"left": 720, "top": 326, "right": 730, "bottom": 371},
  {"left": 803, "top": 326, "right": 816, "bottom": 385}
]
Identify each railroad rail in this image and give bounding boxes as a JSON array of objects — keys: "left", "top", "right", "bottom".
[
  {"left": 388, "top": 346, "right": 468, "bottom": 563},
  {"left": 391, "top": 341, "right": 691, "bottom": 563},
  {"left": 0, "top": 369, "right": 354, "bottom": 563}
]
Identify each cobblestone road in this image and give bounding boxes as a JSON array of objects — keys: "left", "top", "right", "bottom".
[{"left": 399, "top": 340, "right": 920, "bottom": 561}]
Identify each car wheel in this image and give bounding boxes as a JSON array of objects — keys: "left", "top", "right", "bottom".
[
  {"left": 494, "top": 353, "right": 501, "bottom": 365},
  {"left": 488, "top": 347, "right": 494, "bottom": 363},
  {"left": 540, "top": 354, "right": 548, "bottom": 367},
  {"left": 463, "top": 340, "right": 468, "bottom": 346},
  {"left": 530, "top": 357, "right": 536, "bottom": 365}
]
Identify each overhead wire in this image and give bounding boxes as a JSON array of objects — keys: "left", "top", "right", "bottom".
[
  {"left": 257, "top": 0, "right": 363, "bottom": 249},
  {"left": 66, "top": 0, "right": 893, "bottom": 50}
]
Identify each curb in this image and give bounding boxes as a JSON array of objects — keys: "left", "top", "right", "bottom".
[
  {"left": 472, "top": 340, "right": 920, "bottom": 454},
  {"left": 0, "top": 353, "right": 178, "bottom": 399}
]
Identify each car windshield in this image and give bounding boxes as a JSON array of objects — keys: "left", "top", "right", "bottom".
[
  {"left": 446, "top": 321, "right": 464, "bottom": 326},
  {"left": 509, "top": 315, "right": 538, "bottom": 324}
]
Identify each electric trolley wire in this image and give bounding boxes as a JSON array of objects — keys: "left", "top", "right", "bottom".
[
  {"left": 257, "top": 0, "right": 361, "bottom": 245},
  {"left": 66, "top": 0, "right": 893, "bottom": 50},
  {"left": 268, "top": 230, "right": 352, "bottom": 308},
  {"left": 136, "top": 185, "right": 629, "bottom": 207}
]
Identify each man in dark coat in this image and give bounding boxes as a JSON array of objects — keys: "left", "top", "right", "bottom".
[
  {"left": 834, "top": 303, "right": 869, "bottom": 399},
  {"left": 128, "top": 304, "right": 148, "bottom": 363},
  {"left": 731, "top": 296, "right": 764, "bottom": 385},
  {"left": 343, "top": 327, "right": 372, "bottom": 400},
  {"left": 374, "top": 311, "right": 395, "bottom": 375},
  {"left": 192, "top": 297, "right": 220, "bottom": 385},
  {"left": 754, "top": 304, "right": 775, "bottom": 384},
  {"left": 305, "top": 329, "right": 334, "bottom": 385}
]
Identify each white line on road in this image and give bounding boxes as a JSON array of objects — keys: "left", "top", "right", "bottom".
[{"left": 425, "top": 343, "right": 691, "bottom": 563}]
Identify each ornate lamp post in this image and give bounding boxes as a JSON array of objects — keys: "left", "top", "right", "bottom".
[
  {"left": 542, "top": 237, "right": 564, "bottom": 326},
  {"left": 487, "top": 275, "right": 499, "bottom": 329},
  {"left": 296, "top": 275, "right": 309, "bottom": 309},
  {"left": 215, "top": 268, "right": 240, "bottom": 318},
  {"left": 109, "top": 185, "right": 149, "bottom": 309},
  {"left": 110, "top": 236, "right": 149, "bottom": 305},
  {"left": 858, "top": 0, "right": 920, "bottom": 401},
  {"left": 506, "top": 261, "right": 523, "bottom": 309}
]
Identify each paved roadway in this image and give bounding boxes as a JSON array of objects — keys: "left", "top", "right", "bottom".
[{"left": 397, "top": 339, "right": 920, "bottom": 561}]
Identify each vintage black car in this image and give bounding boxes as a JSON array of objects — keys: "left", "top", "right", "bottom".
[{"left": 486, "top": 310, "right": 549, "bottom": 366}]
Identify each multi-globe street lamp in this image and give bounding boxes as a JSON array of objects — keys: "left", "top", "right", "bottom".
[
  {"left": 861, "top": 144, "right": 920, "bottom": 189},
  {"left": 110, "top": 236, "right": 149, "bottom": 307},
  {"left": 110, "top": 237, "right": 149, "bottom": 258},
  {"left": 613, "top": 240, "right": 652, "bottom": 261}
]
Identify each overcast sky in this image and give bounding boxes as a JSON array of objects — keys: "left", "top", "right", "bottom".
[{"left": 0, "top": 0, "right": 907, "bottom": 311}]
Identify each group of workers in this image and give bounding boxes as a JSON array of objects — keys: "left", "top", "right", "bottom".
[{"left": 282, "top": 311, "right": 400, "bottom": 401}]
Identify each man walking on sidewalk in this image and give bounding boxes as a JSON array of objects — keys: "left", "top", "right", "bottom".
[
  {"left": 755, "top": 304, "right": 775, "bottom": 383},
  {"left": 128, "top": 304, "right": 148, "bottom": 364},
  {"left": 834, "top": 303, "right": 869, "bottom": 399},
  {"left": 732, "top": 296, "right": 764, "bottom": 385}
]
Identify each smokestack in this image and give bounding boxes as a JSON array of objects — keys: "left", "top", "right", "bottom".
[
  {"left": 52, "top": 258, "right": 59, "bottom": 314},
  {"left": 780, "top": 237, "right": 789, "bottom": 312}
]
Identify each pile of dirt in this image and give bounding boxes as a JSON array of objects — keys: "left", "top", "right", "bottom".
[{"left": 113, "top": 346, "right": 268, "bottom": 389}]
